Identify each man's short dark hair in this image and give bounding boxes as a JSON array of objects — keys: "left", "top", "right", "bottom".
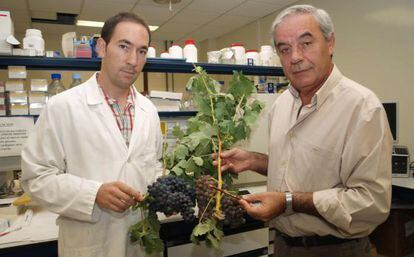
[{"left": 101, "top": 12, "right": 151, "bottom": 45}]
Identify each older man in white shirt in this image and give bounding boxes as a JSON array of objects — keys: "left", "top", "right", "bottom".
[{"left": 215, "top": 4, "right": 392, "bottom": 257}]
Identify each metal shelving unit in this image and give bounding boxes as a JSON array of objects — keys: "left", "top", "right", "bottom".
[
  {"left": 0, "top": 56, "right": 283, "bottom": 171},
  {"left": 0, "top": 56, "right": 284, "bottom": 76}
]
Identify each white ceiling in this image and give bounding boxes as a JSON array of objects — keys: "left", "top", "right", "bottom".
[{"left": 1, "top": 0, "right": 297, "bottom": 42}]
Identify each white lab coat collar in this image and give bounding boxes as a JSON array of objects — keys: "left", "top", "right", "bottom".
[{"left": 83, "top": 72, "right": 154, "bottom": 155}]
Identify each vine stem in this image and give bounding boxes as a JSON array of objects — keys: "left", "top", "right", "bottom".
[
  {"left": 233, "top": 94, "right": 245, "bottom": 122},
  {"left": 194, "top": 65, "right": 223, "bottom": 217},
  {"left": 215, "top": 133, "right": 223, "bottom": 214}
]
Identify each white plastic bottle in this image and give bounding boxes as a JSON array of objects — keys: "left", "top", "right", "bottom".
[
  {"left": 169, "top": 43, "right": 183, "bottom": 58},
  {"left": 147, "top": 46, "right": 156, "bottom": 58},
  {"left": 48, "top": 73, "right": 65, "bottom": 97},
  {"left": 245, "top": 49, "right": 259, "bottom": 66},
  {"left": 23, "top": 29, "right": 45, "bottom": 56},
  {"left": 183, "top": 39, "right": 198, "bottom": 63},
  {"left": 230, "top": 43, "right": 246, "bottom": 65},
  {"left": 160, "top": 51, "right": 171, "bottom": 58},
  {"left": 259, "top": 45, "right": 274, "bottom": 66}
]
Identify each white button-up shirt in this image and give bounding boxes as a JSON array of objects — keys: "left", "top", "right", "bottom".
[{"left": 268, "top": 65, "right": 392, "bottom": 238}]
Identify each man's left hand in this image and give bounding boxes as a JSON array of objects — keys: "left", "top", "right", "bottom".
[{"left": 239, "top": 192, "right": 286, "bottom": 222}]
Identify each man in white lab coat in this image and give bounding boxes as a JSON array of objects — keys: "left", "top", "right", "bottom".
[
  {"left": 21, "top": 12, "right": 162, "bottom": 257},
  {"left": 214, "top": 4, "right": 392, "bottom": 257}
]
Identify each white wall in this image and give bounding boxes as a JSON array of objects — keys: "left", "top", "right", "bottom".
[{"left": 200, "top": 0, "right": 414, "bottom": 157}]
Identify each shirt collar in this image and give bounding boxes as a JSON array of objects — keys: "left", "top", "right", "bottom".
[
  {"left": 288, "top": 64, "right": 343, "bottom": 109},
  {"left": 97, "top": 73, "right": 136, "bottom": 108}
]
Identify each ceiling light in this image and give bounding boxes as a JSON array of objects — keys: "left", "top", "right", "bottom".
[
  {"left": 76, "top": 20, "right": 104, "bottom": 27},
  {"left": 76, "top": 20, "right": 159, "bottom": 31},
  {"left": 153, "top": 0, "right": 181, "bottom": 4},
  {"left": 149, "top": 25, "right": 159, "bottom": 31}
]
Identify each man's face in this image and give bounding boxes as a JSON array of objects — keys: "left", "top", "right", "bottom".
[
  {"left": 97, "top": 21, "right": 149, "bottom": 90},
  {"left": 274, "top": 13, "right": 334, "bottom": 93}
]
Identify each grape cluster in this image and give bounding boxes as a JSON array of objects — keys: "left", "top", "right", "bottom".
[
  {"left": 147, "top": 175, "right": 196, "bottom": 222},
  {"left": 195, "top": 175, "right": 245, "bottom": 227}
]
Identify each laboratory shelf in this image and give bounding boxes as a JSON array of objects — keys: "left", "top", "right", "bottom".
[{"left": 0, "top": 56, "right": 284, "bottom": 76}]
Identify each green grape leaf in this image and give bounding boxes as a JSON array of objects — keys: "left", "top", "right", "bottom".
[
  {"left": 193, "top": 156, "right": 204, "bottom": 166},
  {"left": 244, "top": 109, "right": 259, "bottom": 126},
  {"left": 233, "top": 122, "right": 247, "bottom": 141},
  {"left": 185, "top": 75, "right": 196, "bottom": 91},
  {"left": 206, "top": 233, "right": 220, "bottom": 249},
  {"left": 228, "top": 71, "right": 255, "bottom": 100},
  {"left": 171, "top": 125, "right": 184, "bottom": 139},
  {"left": 171, "top": 165, "right": 183, "bottom": 176},
  {"left": 192, "top": 222, "right": 212, "bottom": 236},
  {"left": 191, "top": 233, "right": 200, "bottom": 245},
  {"left": 215, "top": 101, "right": 227, "bottom": 120},
  {"left": 174, "top": 145, "right": 189, "bottom": 160}
]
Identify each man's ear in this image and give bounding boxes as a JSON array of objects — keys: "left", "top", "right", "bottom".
[
  {"left": 96, "top": 38, "right": 107, "bottom": 58},
  {"left": 328, "top": 32, "right": 335, "bottom": 57}
]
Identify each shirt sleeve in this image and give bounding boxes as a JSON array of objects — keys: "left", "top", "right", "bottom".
[
  {"left": 313, "top": 103, "right": 393, "bottom": 237},
  {"left": 21, "top": 101, "right": 103, "bottom": 223}
]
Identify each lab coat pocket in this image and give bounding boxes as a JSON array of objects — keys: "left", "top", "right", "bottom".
[
  {"left": 287, "top": 136, "right": 340, "bottom": 191},
  {"left": 57, "top": 217, "right": 106, "bottom": 257}
]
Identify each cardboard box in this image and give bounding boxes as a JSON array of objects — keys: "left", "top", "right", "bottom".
[
  {"left": 29, "top": 102, "right": 45, "bottom": 115},
  {"left": 8, "top": 91, "right": 28, "bottom": 104},
  {"left": 370, "top": 209, "right": 414, "bottom": 257},
  {"left": 30, "top": 79, "right": 48, "bottom": 92},
  {"left": 9, "top": 103, "right": 28, "bottom": 115},
  {"left": 29, "top": 91, "right": 48, "bottom": 103},
  {"left": 8, "top": 66, "right": 27, "bottom": 79},
  {"left": 5, "top": 79, "right": 25, "bottom": 91}
]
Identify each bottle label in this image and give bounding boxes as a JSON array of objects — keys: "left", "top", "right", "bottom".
[{"left": 267, "top": 83, "right": 275, "bottom": 93}]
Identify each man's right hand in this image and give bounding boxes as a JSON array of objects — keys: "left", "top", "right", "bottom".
[
  {"left": 96, "top": 181, "right": 143, "bottom": 213},
  {"left": 212, "top": 148, "right": 253, "bottom": 173}
]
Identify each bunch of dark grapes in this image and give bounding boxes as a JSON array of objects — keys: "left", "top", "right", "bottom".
[
  {"left": 195, "top": 175, "right": 245, "bottom": 227},
  {"left": 147, "top": 175, "right": 196, "bottom": 222}
]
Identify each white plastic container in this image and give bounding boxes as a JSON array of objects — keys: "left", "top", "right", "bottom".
[
  {"left": 147, "top": 46, "right": 156, "bottom": 58},
  {"left": 23, "top": 29, "right": 45, "bottom": 56},
  {"left": 245, "top": 50, "right": 259, "bottom": 66},
  {"left": 207, "top": 51, "right": 221, "bottom": 63},
  {"left": 259, "top": 45, "right": 275, "bottom": 66},
  {"left": 230, "top": 43, "right": 246, "bottom": 65},
  {"left": 183, "top": 39, "right": 198, "bottom": 63},
  {"left": 160, "top": 51, "right": 170, "bottom": 58},
  {"left": 169, "top": 43, "right": 183, "bottom": 59}
]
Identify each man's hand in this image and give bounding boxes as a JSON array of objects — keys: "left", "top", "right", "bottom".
[
  {"left": 212, "top": 148, "right": 253, "bottom": 173},
  {"left": 239, "top": 192, "right": 286, "bottom": 222},
  {"left": 96, "top": 181, "right": 143, "bottom": 213}
]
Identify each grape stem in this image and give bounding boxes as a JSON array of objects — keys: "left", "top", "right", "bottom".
[{"left": 199, "top": 194, "right": 215, "bottom": 223}]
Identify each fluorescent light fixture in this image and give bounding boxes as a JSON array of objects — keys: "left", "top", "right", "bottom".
[
  {"left": 76, "top": 20, "right": 104, "bottom": 27},
  {"left": 76, "top": 20, "right": 159, "bottom": 31}
]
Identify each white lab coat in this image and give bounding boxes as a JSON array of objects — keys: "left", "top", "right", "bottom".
[{"left": 21, "top": 73, "right": 163, "bottom": 257}]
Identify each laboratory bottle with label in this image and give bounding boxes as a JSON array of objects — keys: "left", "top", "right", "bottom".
[
  {"left": 48, "top": 73, "right": 65, "bottom": 97},
  {"left": 70, "top": 73, "right": 82, "bottom": 88}
]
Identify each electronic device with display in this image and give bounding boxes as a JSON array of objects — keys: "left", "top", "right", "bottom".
[{"left": 383, "top": 102, "right": 411, "bottom": 177}]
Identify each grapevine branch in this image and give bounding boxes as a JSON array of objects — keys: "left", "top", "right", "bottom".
[{"left": 197, "top": 68, "right": 223, "bottom": 217}]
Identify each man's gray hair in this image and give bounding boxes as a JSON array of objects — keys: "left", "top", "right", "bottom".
[{"left": 271, "top": 5, "right": 334, "bottom": 46}]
